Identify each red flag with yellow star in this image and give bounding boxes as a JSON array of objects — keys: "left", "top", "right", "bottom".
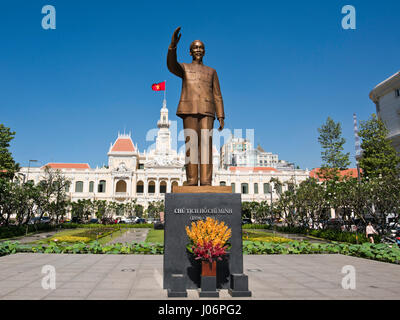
[{"left": 151, "top": 81, "right": 165, "bottom": 91}]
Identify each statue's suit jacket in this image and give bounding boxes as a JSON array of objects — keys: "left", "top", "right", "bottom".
[{"left": 167, "top": 46, "right": 225, "bottom": 120}]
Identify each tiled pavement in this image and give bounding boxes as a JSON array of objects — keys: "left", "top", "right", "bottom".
[{"left": 0, "top": 253, "right": 399, "bottom": 300}]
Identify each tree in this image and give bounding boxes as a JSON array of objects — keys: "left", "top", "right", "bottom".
[
  {"left": 358, "top": 114, "right": 400, "bottom": 178},
  {"left": 0, "top": 124, "right": 19, "bottom": 179},
  {"left": 146, "top": 200, "right": 164, "bottom": 219},
  {"left": 134, "top": 203, "right": 144, "bottom": 218},
  {"left": 317, "top": 117, "right": 350, "bottom": 179},
  {"left": 295, "top": 178, "right": 327, "bottom": 229},
  {"left": 37, "top": 166, "right": 70, "bottom": 222}
]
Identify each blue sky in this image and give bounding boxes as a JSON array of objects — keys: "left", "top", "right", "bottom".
[{"left": 1, "top": 0, "right": 399, "bottom": 170}]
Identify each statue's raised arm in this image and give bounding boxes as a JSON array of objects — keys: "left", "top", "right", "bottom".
[
  {"left": 167, "top": 27, "right": 184, "bottom": 78},
  {"left": 170, "top": 26, "right": 181, "bottom": 48}
]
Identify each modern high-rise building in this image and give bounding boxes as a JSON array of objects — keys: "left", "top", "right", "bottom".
[
  {"left": 220, "top": 137, "right": 293, "bottom": 170},
  {"left": 369, "top": 71, "right": 400, "bottom": 153}
]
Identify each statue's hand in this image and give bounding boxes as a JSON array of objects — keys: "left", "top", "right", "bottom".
[
  {"left": 218, "top": 118, "right": 224, "bottom": 131},
  {"left": 171, "top": 26, "right": 181, "bottom": 48}
]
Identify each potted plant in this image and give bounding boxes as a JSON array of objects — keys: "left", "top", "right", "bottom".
[{"left": 185, "top": 217, "right": 232, "bottom": 277}]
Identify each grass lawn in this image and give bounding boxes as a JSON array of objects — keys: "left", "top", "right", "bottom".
[
  {"left": 145, "top": 229, "right": 164, "bottom": 243},
  {"left": 144, "top": 229, "right": 291, "bottom": 244}
]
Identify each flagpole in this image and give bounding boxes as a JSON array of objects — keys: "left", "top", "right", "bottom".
[{"left": 164, "top": 80, "right": 166, "bottom": 103}]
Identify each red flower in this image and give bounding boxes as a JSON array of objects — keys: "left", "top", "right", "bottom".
[{"left": 192, "top": 240, "right": 228, "bottom": 263}]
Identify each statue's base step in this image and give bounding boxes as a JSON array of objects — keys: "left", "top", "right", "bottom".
[{"left": 172, "top": 185, "right": 231, "bottom": 193}]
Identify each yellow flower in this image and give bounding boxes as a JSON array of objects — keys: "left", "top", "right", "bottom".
[{"left": 185, "top": 217, "right": 232, "bottom": 247}]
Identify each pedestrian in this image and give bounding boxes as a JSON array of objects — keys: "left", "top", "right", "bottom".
[{"left": 366, "top": 222, "right": 378, "bottom": 243}]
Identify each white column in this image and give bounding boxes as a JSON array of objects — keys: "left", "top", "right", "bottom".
[
  {"left": 144, "top": 179, "right": 148, "bottom": 196},
  {"left": 155, "top": 178, "right": 160, "bottom": 196}
]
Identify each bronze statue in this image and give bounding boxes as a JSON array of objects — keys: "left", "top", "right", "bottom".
[{"left": 167, "top": 26, "right": 225, "bottom": 186}]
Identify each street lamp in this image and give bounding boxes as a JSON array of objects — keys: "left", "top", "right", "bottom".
[{"left": 26, "top": 160, "right": 38, "bottom": 182}]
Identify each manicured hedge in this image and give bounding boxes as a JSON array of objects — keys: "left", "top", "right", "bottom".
[
  {"left": 242, "top": 224, "right": 267, "bottom": 229},
  {"left": 1, "top": 240, "right": 399, "bottom": 264},
  {"left": 0, "top": 224, "right": 57, "bottom": 240},
  {"left": 0, "top": 240, "right": 164, "bottom": 255},
  {"left": 242, "top": 240, "right": 400, "bottom": 264}
]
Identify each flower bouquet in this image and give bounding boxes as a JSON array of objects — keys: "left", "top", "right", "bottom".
[{"left": 185, "top": 217, "right": 232, "bottom": 276}]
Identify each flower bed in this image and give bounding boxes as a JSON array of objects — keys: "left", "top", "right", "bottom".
[{"left": 242, "top": 230, "right": 291, "bottom": 243}]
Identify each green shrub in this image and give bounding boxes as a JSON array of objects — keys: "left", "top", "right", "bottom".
[
  {"left": 1, "top": 239, "right": 399, "bottom": 264},
  {"left": 241, "top": 240, "right": 400, "bottom": 264},
  {"left": 0, "top": 223, "right": 57, "bottom": 240},
  {"left": 263, "top": 225, "right": 380, "bottom": 244},
  {"left": 0, "top": 240, "right": 164, "bottom": 256},
  {"left": 242, "top": 224, "right": 268, "bottom": 229}
]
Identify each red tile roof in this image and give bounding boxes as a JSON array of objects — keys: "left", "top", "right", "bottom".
[
  {"left": 42, "top": 163, "right": 90, "bottom": 170},
  {"left": 229, "top": 167, "right": 277, "bottom": 172},
  {"left": 111, "top": 138, "right": 135, "bottom": 152},
  {"left": 309, "top": 168, "right": 360, "bottom": 180}
]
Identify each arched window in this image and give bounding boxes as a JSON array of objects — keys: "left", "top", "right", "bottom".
[
  {"left": 264, "top": 183, "right": 271, "bottom": 194},
  {"left": 136, "top": 181, "right": 144, "bottom": 193},
  {"left": 241, "top": 183, "right": 248, "bottom": 194},
  {"left": 219, "top": 181, "right": 226, "bottom": 186},
  {"left": 116, "top": 180, "right": 127, "bottom": 193},
  {"left": 148, "top": 181, "right": 155, "bottom": 194},
  {"left": 98, "top": 180, "right": 106, "bottom": 193},
  {"left": 171, "top": 181, "right": 179, "bottom": 192},
  {"left": 231, "top": 183, "right": 236, "bottom": 193},
  {"left": 160, "top": 181, "right": 167, "bottom": 194},
  {"left": 75, "top": 181, "right": 83, "bottom": 193},
  {"left": 89, "top": 181, "right": 94, "bottom": 193},
  {"left": 254, "top": 183, "right": 258, "bottom": 194},
  {"left": 65, "top": 182, "right": 70, "bottom": 192}
]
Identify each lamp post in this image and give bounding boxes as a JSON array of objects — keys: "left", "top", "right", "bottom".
[{"left": 26, "top": 160, "right": 38, "bottom": 182}]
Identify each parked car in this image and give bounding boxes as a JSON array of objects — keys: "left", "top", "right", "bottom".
[
  {"left": 135, "top": 218, "right": 146, "bottom": 224},
  {"left": 28, "top": 217, "right": 51, "bottom": 224},
  {"left": 391, "top": 226, "right": 400, "bottom": 238},
  {"left": 89, "top": 218, "right": 99, "bottom": 224},
  {"left": 260, "top": 218, "right": 274, "bottom": 225},
  {"left": 41, "top": 217, "right": 51, "bottom": 224},
  {"left": 119, "top": 217, "right": 136, "bottom": 224},
  {"left": 326, "top": 218, "right": 344, "bottom": 230},
  {"left": 101, "top": 217, "right": 116, "bottom": 225},
  {"left": 242, "top": 218, "right": 252, "bottom": 225},
  {"left": 71, "top": 216, "right": 84, "bottom": 224},
  {"left": 154, "top": 221, "right": 164, "bottom": 230}
]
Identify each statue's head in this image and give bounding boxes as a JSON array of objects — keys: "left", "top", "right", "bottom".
[{"left": 189, "top": 40, "right": 205, "bottom": 62}]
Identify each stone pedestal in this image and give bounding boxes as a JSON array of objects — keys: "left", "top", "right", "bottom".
[
  {"left": 167, "top": 273, "right": 187, "bottom": 297},
  {"left": 163, "top": 191, "right": 250, "bottom": 296},
  {"left": 199, "top": 276, "right": 219, "bottom": 298},
  {"left": 228, "top": 273, "right": 252, "bottom": 297}
]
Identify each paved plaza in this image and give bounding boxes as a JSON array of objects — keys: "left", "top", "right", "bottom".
[{"left": 0, "top": 253, "right": 399, "bottom": 300}]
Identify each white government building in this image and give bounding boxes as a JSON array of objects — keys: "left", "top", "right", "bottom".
[
  {"left": 370, "top": 71, "right": 400, "bottom": 153},
  {"left": 20, "top": 100, "right": 309, "bottom": 209}
]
